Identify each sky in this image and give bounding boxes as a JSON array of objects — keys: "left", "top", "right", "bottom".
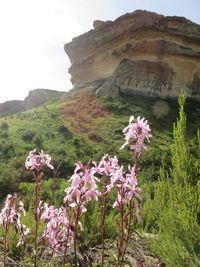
[{"left": 0, "top": 0, "right": 199, "bottom": 103}]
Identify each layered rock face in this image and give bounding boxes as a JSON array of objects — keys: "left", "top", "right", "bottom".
[{"left": 64, "top": 10, "right": 200, "bottom": 98}]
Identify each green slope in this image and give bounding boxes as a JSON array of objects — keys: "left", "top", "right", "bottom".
[{"left": 0, "top": 91, "right": 199, "bottom": 200}]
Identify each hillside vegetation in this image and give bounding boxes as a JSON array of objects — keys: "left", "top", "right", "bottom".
[
  {"left": 0, "top": 92, "right": 199, "bottom": 200},
  {"left": 0, "top": 92, "right": 199, "bottom": 266}
]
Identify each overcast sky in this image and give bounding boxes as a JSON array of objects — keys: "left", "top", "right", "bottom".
[{"left": 0, "top": 0, "right": 199, "bottom": 103}]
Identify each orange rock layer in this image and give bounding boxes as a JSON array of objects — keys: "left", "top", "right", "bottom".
[{"left": 64, "top": 10, "right": 200, "bottom": 98}]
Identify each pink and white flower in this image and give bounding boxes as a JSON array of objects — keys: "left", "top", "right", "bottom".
[
  {"left": 64, "top": 162, "right": 101, "bottom": 215},
  {"left": 25, "top": 149, "right": 54, "bottom": 171},
  {"left": 41, "top": 204, "right": 74, "bottom": 255},
  {"left": 121, "top": 116, "right": 152, "bottom": 154},
  {"left": 0, "top": 194, "right": 29, "bottom": 246}
]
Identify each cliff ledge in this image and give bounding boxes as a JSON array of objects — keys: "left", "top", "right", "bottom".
[{"left": 64, "top": 10, "right": 200, "bottom": 98}]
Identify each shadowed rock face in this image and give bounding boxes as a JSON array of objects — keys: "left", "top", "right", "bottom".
[{"left": 64, "top": 10, "right": 200, "bottom": 98}]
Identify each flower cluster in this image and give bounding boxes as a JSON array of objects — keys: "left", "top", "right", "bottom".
[
  {"left": 121, "top": 116, "right": 152, "bottom": 154},
  {"left": 0, "top": 194, "right": 30, "bottom": 246},
  {"left": 25, "top": 149, "right": 54, "bottom": 172},
  {"left": 112, "top": 165, "right": 142, "bottom": 223},
  {"left": 96, "top": 154, "right": 123, "bottom": 193},
  {"left": 41, "top": 204, "right": 73, "bottom": 255},
  {"left": 96, "top": 155, "right": 141, "bottom": 218},
  {"left": 9, "top": 115, "right": 150, "bottom": 265},
  {"left": 96, "top": 154, "right": 121, "bottom": 176},
  {"left": 64, "top": 162, "right": 101, "bottom": 214}
]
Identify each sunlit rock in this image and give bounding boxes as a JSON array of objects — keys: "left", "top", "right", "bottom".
[{"left": 64, "top": 10, "right": 200, "bottom": 99}]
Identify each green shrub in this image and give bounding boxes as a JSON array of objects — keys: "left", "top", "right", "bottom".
[
  {"left": 0, "top": 141, "right": 14, "bottom": 159},
  {"left": 32, "top": 134, "right": 43, "bottom": 149},
  {"left": 58, "top": 124, "right": 72, "bottom": 138},
  {"left": 141, "top": 93, "right": 200, "bottom": 266},
  {"left": 21, "top": 130, "right": 35, "bottom": 142},
  {"left": 1, "top": 121, "right": 8, "bottom": 129}
]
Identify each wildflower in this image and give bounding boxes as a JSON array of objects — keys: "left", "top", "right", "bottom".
[
  {"left": 25, "top": 149, "right": 54, "bottom": 171},
  {"left": 25, "top": 149, "right": 54, "bottom": 267},
  {"left": 63, "top": 162, "right": 101, "bottom": 266},
  {"left": 96, "top": 154, "right": 124, "bottom": 193},
  {"left": 64, "top": 162, "right": 101, "bottom": 213},
  {"left": 0, "top": 194, "right": 29, "bottom": 246},
  {"left": 41, "top": 204, "right": 74, "bottom": 255},
  {"left": 96, "top": 154, "right": 121, "bottom": 176},
  {"left": 121, "top": 116, "right": 152, "bottom": 154},
  {"left": 126, "top": 165, "right": 142, "bottom": 201},
  {"left": 111, "top": 165, "right": 142, "bottom": 215}
]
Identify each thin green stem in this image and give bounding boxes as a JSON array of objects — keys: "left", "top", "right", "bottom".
[
  {"left": 3, "top": 227, "right": 8, "bottom": 267},
  {"left": 34, "top": 173, "right": 41, "bottom": 267},
  {"left": 117, "top": 185, "right": 124, "bottom": 266},
  {"left": 73, "top": 203, "right": 81, "bottom": 267},
  {"left": 63, "top": 226, "right": 70, "bottom": 266},
  {"left": 101, "top": 184, "right": 107, "bottom": 267},
  {"left": 120, "top": 200, "right": 133, "bottom": 262}
]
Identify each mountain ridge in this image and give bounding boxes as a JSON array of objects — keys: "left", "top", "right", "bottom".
[{"left": 0, "top": 89, "right": 66, "bottom": 117}]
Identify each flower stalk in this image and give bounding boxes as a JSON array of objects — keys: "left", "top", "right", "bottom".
[
  {"left": 0, "top": 193, "right": 29, "bottom": 267},
  {"left": 3, "top": 225, "right": 8, "bottom": 267},
  {"left": 100, "top": 183, "right": 108, "bottom": 267},
  {"left": 25, "top": 150, "right": 54, "bottom": 267},
  {"left": 33, "top": 172, "right": 41, "bottom": 267}
]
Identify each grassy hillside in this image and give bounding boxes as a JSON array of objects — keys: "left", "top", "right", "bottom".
[
  {"left": 0, "top": 91, "right": 199, "bottom": 201},
  {"left": 0, "top": 91, "right": 199, "bottom": 266}
]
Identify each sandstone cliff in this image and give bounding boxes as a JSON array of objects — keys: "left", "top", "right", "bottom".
[{"left": 64, "top": 10, "right": 200, "bottom": 98}]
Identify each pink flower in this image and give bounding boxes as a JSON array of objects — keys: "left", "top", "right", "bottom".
[
  {"left": 111, "top": 165, "right": 142, "bottom": 222},
  {"left": 96, "top": 154, "right": 120, "bottom": 176},
  {"left": 41, "top": 204, "right": 74, "bottom": 255},
  {"left": 25, "top": 149, "right": 54, "bottom": 171},
  {"left": 95, "top": 154, "right": 125, "bottom": 193},
  {"left": 121, "top": 116, "right": 152, "bottom": 154},
  {"left": 64, "top": 162, "right": 101, "bottom": 215},
  {"left": 126, "top": 165, "right": 142, "bottom": 201},
  {"left": 0, "top": 194, "right": 29, "bottom": 246}
]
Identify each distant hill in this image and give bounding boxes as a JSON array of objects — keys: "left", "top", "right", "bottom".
[
  {"left": 24, "top": 89, "right": 66, "bottom": 109},
  {"left": 0, "top": 100, "right": 25, "bottom": 117},
  {"left": 0, "top": 89, "right": 66, "bottom": 117}
]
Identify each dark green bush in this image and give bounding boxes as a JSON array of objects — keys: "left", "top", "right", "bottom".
[
  {"left": 32, "top": 134, "right": 43, "bottom": 149},
  {"left": 141, "top": 93, "right": 200, "bottom": 267},
  {"left": 21, "top": 130, "right": 35, "bottom": 142},
  {"left": 0, "top": 141, "right": 15, "bottom": 159},
  {"left": 58, "top": 124, "right": 72, "bottom": 138},
  {"left": 1, "top": 121, "right": 8, "bottom": 129}
]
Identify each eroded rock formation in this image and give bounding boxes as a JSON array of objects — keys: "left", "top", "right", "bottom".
[
  {"left": 0, "top": 89, "right": 66, "bottom": 117},
  {"left": 64, "top": 10, "right": 200, "bottom": 98}
]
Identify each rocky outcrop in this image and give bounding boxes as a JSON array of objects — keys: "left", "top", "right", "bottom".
[
  {"left": 0, "top": 89, "right": 66, "bottom": 117},
  {"left": 0, "top": 100, "right": 25, "bottom": 117},
  {"left": 64, "top": 10, "right": 200, "bottom": 98},
  {"left": 24, "top": 89, "right": 66, "bottom": 109}
]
